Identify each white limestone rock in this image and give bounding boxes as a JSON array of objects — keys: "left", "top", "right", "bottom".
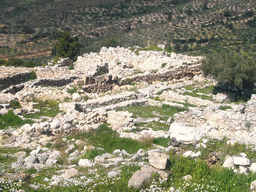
[
  {"left": 78, "top": 159, "right": 95, "bottom": 167},
  {"left": 107, "top": 170, "right": 121, "bottom": 178},
  {"left": 61, "top": 168, "right": 78, "bottom": 179},
  {"left": 251, "top": 180, "right": 256, "bottom": 191},
  {"left": 169, "top": 122, "right": 205, "bottom": 144},
  {"left": 250, "top": 163, "right": 256, "bottom": 173},
  {"left": 183, "top": 150, "right": 201, "bottom": 158},
  {"left": 128, "top": 170, "right": 151, "bottom": 189},
  {"left": 223, "top": 156, "right": 235, "bottom": 169},
  {"left": 233, "top": 156, "right": 250, "bottom": 166},
  {"left": 148, "top": 151, "right": 169, "bottom": 170},
  {"left": 182, "top": 175, "right": 192, "bottom": 181},
  {"left": 72, "top": 93, "right": 81, "bottom": 102}
]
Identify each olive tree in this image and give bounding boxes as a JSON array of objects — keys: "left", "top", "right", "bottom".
[{"left": 201, "top": 52, "right": 256, "bottom": 100}]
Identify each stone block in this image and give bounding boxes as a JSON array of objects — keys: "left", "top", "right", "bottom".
[
  {"left": 141, "top": 165, "right": 171, "bottom": 179},
  {"left": 128, "top": 170, "right": 151, "bottom": 189},
  {"left": 148, "top": 151, "right": 170, "bottom": 170},
  {"left": 74, "top": 79, "right": 84, "bottom": 86}
]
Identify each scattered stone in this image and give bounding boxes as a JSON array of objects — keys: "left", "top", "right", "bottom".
[
  {"left": 183, "top": 150, "right": 201, "bottom": 158},
  {"left": 233, "top": 156, "right": 250, "bottom": 166},
  {"left": 251, "top": 180, "right": 256, "bottom": 191},
  {"left": 182, "top": 175, "right": 192, "bottom": 181},
  {"left": 14, "top": 151, "right": 27, "bottom": 158},
  {"left": 141, "top": 165, "right": 171, "bottom": 179},
  {"left": 107, "top": 170, "right": 121, "bottom": 178},
  {"left": 78, "top": 159, "right": 95, "bottom": 167},
  {"left": 148, "top": 151, "right": 170, "bottom": 170},
  {"left": 61, "top": 168, "right": 78, "bottom": 179},
  {"left": 223, "top": 156, "right": 235, "bottom": 169},
  {"left": 14, "top": 173, "right": 30, "bottom": 181},
  {"left": 128, "top": 170, "right": 151, "bottom": 189}
]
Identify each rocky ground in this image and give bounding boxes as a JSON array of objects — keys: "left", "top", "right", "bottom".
[{"left": 1, "top": 47, "right": 256, "bottom": 191}]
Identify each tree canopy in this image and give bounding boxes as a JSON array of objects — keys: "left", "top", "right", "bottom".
[
  {"left": 201, "top": 52, "right": 256, "bottom": 100},
  {"left": 55, "top": 31, "right": 81, "bottom": 61}
]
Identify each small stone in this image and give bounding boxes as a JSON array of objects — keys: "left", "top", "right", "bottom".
[
  {"left": 78, "top": 159, "right": 95, "bottom": 167},
  {"left": 128, "top": 170, "right": 151, "bottom": 189},
  {"left": 250, "top": 163, "right": 256, "bottom": 173},
  {"left": 251, "top": 180, "right": 256, "bottom": 190},
  {"left": 14, "top": 151, "right": 27, "bottom": 158},
  {"left": 72, "top": 93, "right": 81, "bottom": 102},
  {"left": 69, "top": 150, "right": 80, "bottom": 157},
  {"left": 148, "top": 151, "right": 170, "bottom": 170},
  {"left": 14, "top": 173, "right": 30, "bottom": 181},
  {"left": 182, "top": 175, "right": 192, "bottom": 181},
  {"left": 61, "top": 168, "right": 78, "bottom": 179},
  {"left": 223, "top": 156, "right": 235, "bottom": 169},
  {"left": 107, "top": 170, "right": 121, "bottom": 178}
]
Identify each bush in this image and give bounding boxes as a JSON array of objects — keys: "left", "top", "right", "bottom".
[
  {"left": 201, "top": 52, "right": 256, "bottom": 100},
  {"left": 55, "top": 31, "right": 81, "bottom": 61}
]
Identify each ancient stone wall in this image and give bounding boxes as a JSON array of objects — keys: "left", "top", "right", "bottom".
[
  {"left": 31, "top": 76, "right": 79, "bottom": 87},
  {"left": 0, "top": 71, "right": 32, "bottom": 91},
  {"left": 120, "top": 65, "right": 202, "bottom": 86},
  {"left": 81, "top": 65, "right": 202, "bottom": 93}
]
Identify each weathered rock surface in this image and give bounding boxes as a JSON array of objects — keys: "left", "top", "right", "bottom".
[
  {"left": 148, "top": 151, "right": 170, "bottom": 170},
  {"left": 128, "top": 170, "right": 151, "bottom": 189}
]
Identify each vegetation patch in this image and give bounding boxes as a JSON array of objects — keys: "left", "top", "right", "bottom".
[
  {"left": 67, "top": 123, "right": 151, "bottom": 154},
  {"left": 182, "top": 85, "right": 214, "bottom": 101},
  {"left": 201, "top": 52, "right": 256, "bottom": 101},
  {"left": 67, "top": 87, "right": 78, "bottom": 94},
  {"left": 117, "top": 104, "right": 187, "bottom": 121},
  {"left": 0, "top": 110, "right": 33, "bottom": 129},
  {"left": 24, "top": 99, "right": 62, "bottom": 119},
  {"left": 219, "top": 105, "right": 232, "bottom": 110}
]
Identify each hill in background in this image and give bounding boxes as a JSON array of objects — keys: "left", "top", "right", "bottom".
[{"left": 0, "top": 0, "right": 255, "bottom": 63}]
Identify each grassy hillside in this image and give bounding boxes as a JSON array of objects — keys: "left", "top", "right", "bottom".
[{"left": 0, "top": 0, "right": 255, "bottom": 63}]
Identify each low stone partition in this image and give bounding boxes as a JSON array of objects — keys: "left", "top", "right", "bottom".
[
  {"left": 81, "top": 65, "right": 201, "bottom": 93},
  {"left": 119, "top": 64, "right": 202, "bottom": 86},
  {"left": 0, "top": 71, "right": 33, "bottom": 91},
  {"left": 2, "top": 84, "right": 25, "bottom": 94},
  {"left": 31, "top": 75, "right": 79, "bottom": 87}
]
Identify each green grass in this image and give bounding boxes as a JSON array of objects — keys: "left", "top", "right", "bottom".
[
  {"left": 0, "top": 153, "right": 16, "bottom": 164},
  {"left": 72, "top": 148, "right": 105, "bottom": 165},
  {"left": 117, "top": 104, "right": 187, "bottom": 121},
  {"left": 0, "top": 110, "right": 34, "bottom": 129},
  {"left": 182, "top": 85, "right": 215, "bottom": 101},
  {"left": 24, "top": 99, "right": 62, "bottom": 119},
  {"left": 9, "top": 99, "right": 22, "bottom": 109},
  {"left": 0, "top": 147, "right": 31, "bottom": 155},
  {"left": 67, "top": 123, "right": 151, "bottom": 154},
  {"left": 136, "top": 121, "right": 170, "bottom": 131},
  {"left": 219, "top": 105, "right": 232, "bottom": 110},
  {"left": 67, "top": 87, "right": 78, "bottom": 94},
  {"left": 153, "top": 137, "right": 169, "bottom": 147},
  {"left": 163, "top": 155, "right": 256, "bottom": 191}
]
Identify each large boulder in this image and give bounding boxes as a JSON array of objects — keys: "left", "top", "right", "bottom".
[{"left": 169, "top": 122, "right": 205, "bottom": 144}]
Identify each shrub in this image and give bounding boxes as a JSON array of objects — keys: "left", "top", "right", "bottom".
[
  {"left": 9, "top": 99, "right": 22, "bottom": 109},
  {"left": 201, "top": 52, "right": 256, "bottom": 100},
  {"left": 55, "top": 31, "right": 81, "bottom": 61},
  {"left": 28, "top": 70, "right": 37, "bottom": 80}
]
